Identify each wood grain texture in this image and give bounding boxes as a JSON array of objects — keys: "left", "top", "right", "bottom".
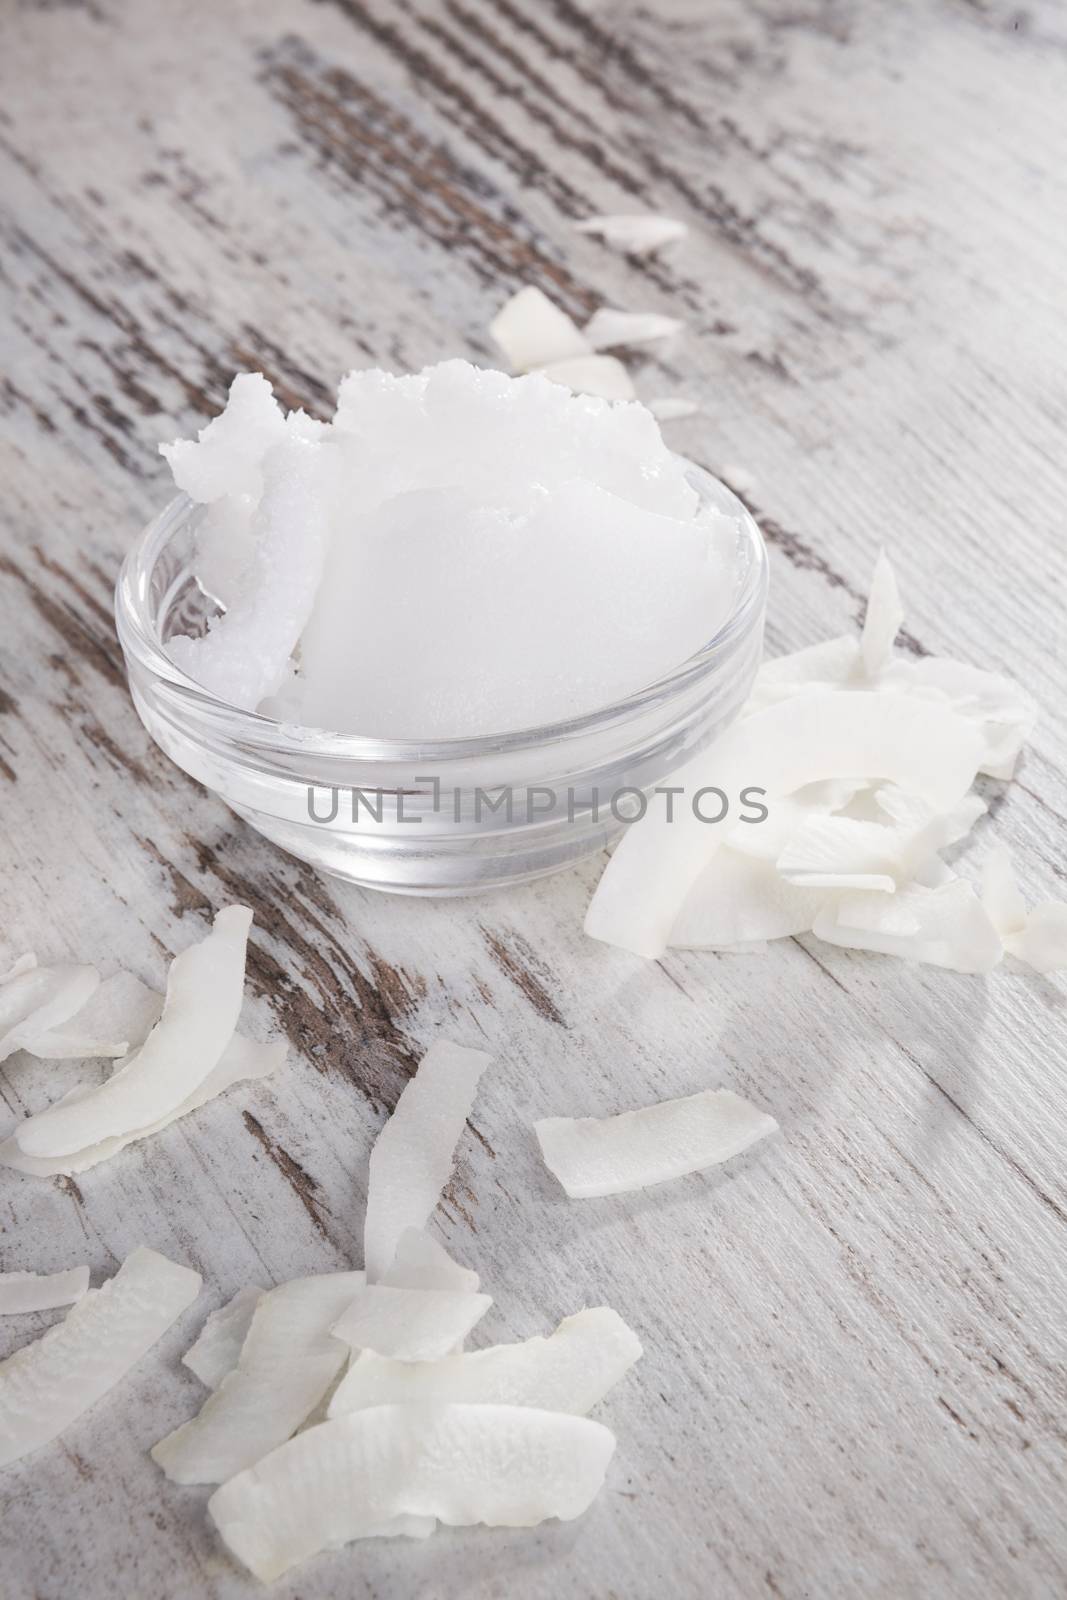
[{"left": 1, "top": 1, "right": 1065, "bottom": 1596}]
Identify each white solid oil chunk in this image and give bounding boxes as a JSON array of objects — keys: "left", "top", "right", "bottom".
[{"left": 162, "top": 361, "right": 739, "bottom": 738}]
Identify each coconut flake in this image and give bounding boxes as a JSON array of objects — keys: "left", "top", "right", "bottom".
[
  {"left": 575, "top": 214, "right": 688, "bottom": 255},
  {"left": 183, "top": 1285, "right": 266, "bottom": 1390},
  {"left": 861, "top": 550, "right": 903, "bottom": 678},
  {"left": 539, "top": 355, "right": 636, "bottom": 401},
  {"left": 535, "top": 1087, "right": 777, "bottom": 1199},
  {"left": 363, "top": 1040, "right": 491, "bottom": 1283},
  {"left": 382, "top": 1229, "right": 479, "bottom": 1295},
  {"left": 981, "top": 848, "right": 1067, "bottom": 972},
  {"left": 777, "top": 790, "right": 986, "bottom": 893},
  {"left": 14, "top": 906, "right": 252, "bottom": 1160},
  {"left": 669, "top": 848, "right": 834, "bottom": 948},
  {"left": 813, "top": 878, "right": 1002, "bottom": 972},
  {"left": 646, "top": 397, "right": 700, "bottom": 422},
  {"left": 0, "top": 1033, "right": 284, "bottom": 1178},
  {"left": 584, "top": 309, "right": 683, "bottom": 351},
  {"left": 329, "top": 1306, "right": 641, "bottom": 1420},
  {"left": 0, "top": 1266, "right": 90, "bottom": 1315},
  {"left": 489, "top": 286, "right": 591, "bottom": 373},
  {"left": 587, "top": 690, "right": 985, "bottom": 958},
  {"left": 25, "top": 972, "right": 164, "bottom": 1061},
  {"left": 152, "top": 1271, "right": 364, "bottom": 1485},
  {"left": 0, "top": 1247, "right": 200, "bottom": 1467},
  {"left": 332, "top": 1285, "right": 492, "bottom": 1363},
  {"left": 208, "top": 1404, "right": 616, "bottom": 1583},
  {"left": 0, "top": 965, "right": 100, "bottom": 1063},
  {"left": 0, "top": 953, "right": 36, "bottom": 985}
]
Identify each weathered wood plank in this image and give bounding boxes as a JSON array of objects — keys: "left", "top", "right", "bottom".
[{"left": 1, "top": 1, "right": 1065, "bottom": 1596}]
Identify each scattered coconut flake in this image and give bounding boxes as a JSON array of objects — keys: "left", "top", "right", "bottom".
[
  {"left": 0, "top": 1247, "right": 200, "bottom": 1467},
  {"left": 813, "top": 878, "right": 1002, "bottom": 972},
  {"left": 777, "top": 790, "right": 986, "bottom": 893},
  {"left": 669, "top": 848, "right": 834, "bottom": 948},
  {"left": 861, "top": 550, "right": 903, "bottom": 678},
  {"left": 535, "top": 1087, "right": 777, "bottom": 1199},
  {"left": 152, "top": 1271, "right": 364, "bottom": 1485},
  {"left": 183, "top": 1285, "right": 266, "bottom": 1390},
  {"left": 25, "top": 972, "right": 163, "bottom": 1061},
  {"left": 980, "top": 847, "right": 1067, "bottom": 972},
  {"left": 14, "top": 906, "right": 252, "bottom": 1160},
  {"left": 575, "top": 213, "right": 688, "bottom": 255},
  {"left": 489, "top": 286, "right": 591, "bottom": 373},
  {"left": 0, "top": 964, "right": 100, "bottom": 1064},
  {"left": 0, "top": 1033, "right": 284, "bottom": 1178},
  {"left": 584, "top": 309, "right": 683, "bottom": 351},
  {"left": 539, "top": 355, "right": 636, "bottom": 401},
  {"left": 382, "top": 1229, "right": 479, "bottom": 1295},
  {"left": 1007, "top": 902, "right": 1067, "bottom": 974},
  {"left": 363, "top": 1040, "right": 491, "bottom": 1283},
  {"left": 647, "top": 396, "right": 700, "bottom": 422},
  {"left": 330, "top": 1307, "right": 641, "bottom": 1420},
  {"left": 208, "top": 1404, "right": 616, "bottom": 1583},
  {"left": 332, "top": 1285, "right": 493, "bottom": 1363},
  {"left": 0, "top": 953, "right": 36, "bottom": 985},
  {"left": 0, "top": 1266, "right": 90, "bottom": 1315},
  {"left": 586, "top": 690, "right": 984, "bottom": 958}
]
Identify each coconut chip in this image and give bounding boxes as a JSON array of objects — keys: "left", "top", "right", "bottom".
[
  {"left": 0, "top": 964, "right": 100, "bottom": 1064},
  {"left": 329, "top": 1306, "right": 641, "bottom": 1420},
  {"left": 489, "top": 286, "right": 591, "bottom": 373},
  {"left": 331, "top": 1285, "right": 492, "bottom": 1363},
  {"left": 981, "top": 847, "right": 1067, "bottom": 973},
  {"left": 14, "top": 906, "right": 253, "bottom": 1159},
  {"left": 813, "top": 877, "right": 1002, "bottom": 972},
  {"left": 151, "top": 1271, "right": 364, "bottom": 1485},
  {"left": 647, "top": 396, "right": 700, "bottom": 422},
  {"left": 575, "top": 213, "right": 688, "bottom": 254},
  {"left": 586, "top": 689, "right": 984, "bottom": 958},
  {"left": 861, "top": 549, "right": 904, "bottom": 678},
  {"left": 25, "top": 972, "right": 164, "bottom": 1061},
  {"left": 381, "top": 1229, "right": 479, "bottom": 1295},
  {"left": 208, "top": 1404, "right": 616, "bottom": 1583},
  {"left": 1, "top": 1034, "right": 284, "bottom": 1178},
  {"left": 584, "top": 309, "right": 684, "bottom": 350},
  {"left": 0, "top": 953, "right": 35, "bottom": 985},
  {"left": 539, "top": 355, "right": 636, "bottom": 401},
  {"left": 183, "top": 1285, "right": 266, "bottom": 1390},
  {"left": 535, "top": 1087, "right": 777, "bottom": 1199},
  {"left": 0, "top": 1266, "right": 90, "bottom": 1315},
  {"left": 0, "top": 1247, "right": 200, "bottom": 1467},
  {"left": 363, "top": 1040, "right": 491, "bottom": 1283}
]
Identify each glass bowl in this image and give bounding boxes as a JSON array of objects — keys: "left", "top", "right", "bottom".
[{"left": 115, "top": 464, "right": 768, "bottom": 895}]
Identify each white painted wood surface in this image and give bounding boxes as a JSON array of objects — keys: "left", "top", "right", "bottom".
[{"left": 1, "top": 2, "right": 1065, "bottom": 1595}]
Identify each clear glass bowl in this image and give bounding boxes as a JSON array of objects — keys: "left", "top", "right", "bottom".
[{"left": 115, "top": 464, "right": 768, "bottom": 895}]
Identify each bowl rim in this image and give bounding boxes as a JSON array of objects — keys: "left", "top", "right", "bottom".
[{"left": 115, "top": 463, "right": 768, "bottom": 764}]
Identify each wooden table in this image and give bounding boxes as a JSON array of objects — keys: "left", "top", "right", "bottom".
[{"left": 2, "top": 3, "right": 1065, "bottom": 1595}]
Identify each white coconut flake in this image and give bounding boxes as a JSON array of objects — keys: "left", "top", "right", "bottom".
[
  {"left": 1, "top": 1033, "right": 284, "bottom": 1178},
  {"left": 25, "top": 972, "right": 164, "bottom": 1061},
  {"left": 332, "top": 1285, "right": 492, "bottom": 1363},
  {"left": 539, "top": 355, "right": 636, "bottom": 401},
  {"left": 381, "top": 1229, "right": 479, "bottom": 1295},
  {"left": 981, "top": 848, "right": 1067, "bottom": 972},
  {"left": 489, "top": 286, "right": 591, "bottom": 372},
  {"left": 14, "top": 906, "right": 253, "bottom": 1160},
  {"left": 152, "top": 1271, "right": 364, "bottom": 1485},
  {"left": 647, "top": 396, "right": 700, "bottom": 422},
  {"left": 0, "top": 953, "right": 36, "bottom": 985},
  {"left": 584, "top": 309, "right": 684, "bottom": 350},
  {"left": 183, "top": 1285, "right": 266, "bottom": 1390},
  {"left": 777, "top": 790, "right": 986, "bottom": 893},
  {"left": 535, "top": 1087, "right": 777, "bottom": 1199},
  {"left": 586, "top": 690, "right": 985, "bottom": 958},
  {"left": 669, "top": 848, "right": 834, "bottom": 948},
  {"left": 861, "top": 550, "right": 903, "bottom": 678},
  {"left": 363, "top": 1040, "right": 491, "bottom": 1283},
  {"left": 0, "top": 1266, "right": 90, "bottom": 1315},
  {"left": 0, "top": 1246, "right": 200, "bottom": 1467},
  {"left": 329, "top": 1306, "right": 641, "bottom": 1420},
  {"left": 813, "top": 878, "right": 1002, "bottom": 972},
  {"left": 0, "top": 964, "right": 100, "bottom": 1064},
  {"left": 575, "top": 213, "right": 688, "bottom": 255},
  {"left": 208, "top": 1404, "right": 616, "bottom": 1583}
]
